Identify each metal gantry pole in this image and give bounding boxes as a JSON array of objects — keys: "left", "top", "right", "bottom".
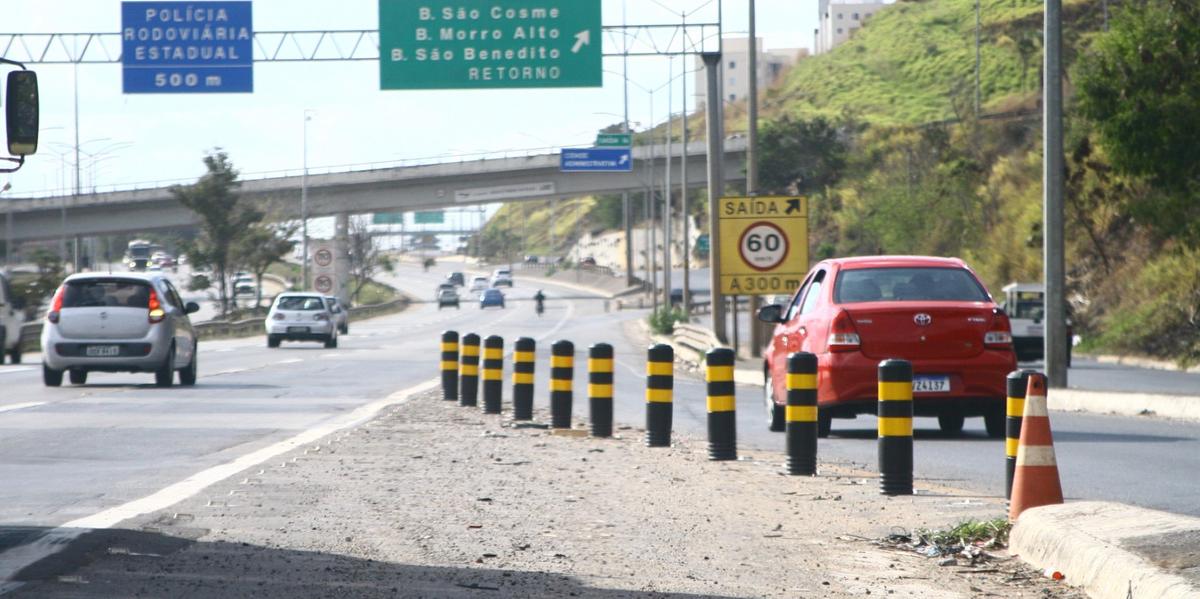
[
  {"left": 703, "top": 52, "right": 726, "bottom": 343},
  {"left": 663, "top": 56, "right": 673, "bottom": 311},
  {"left": 302, "top": 110, "right": 311, "bottom": 291},
  {"left": 747, "top": 0, "right": 763, "bottom": 358},
  {"left": 680, "top": 20, "right": 691, "bottom": 317},
  {"left": 622, "top": 0, "right": 635, "bottom": 288},
  {"left": 1044, "top": 0, "right": 1067, "bottom": 388}
]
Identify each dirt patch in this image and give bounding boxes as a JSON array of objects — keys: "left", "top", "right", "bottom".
[{"left": 13, "top": 391, "right": 1084, "bottom": 598}]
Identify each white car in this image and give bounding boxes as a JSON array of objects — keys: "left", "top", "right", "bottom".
[
  {"left": 324, "top": 296, "right": 349, "bottom": 334},
  {"left": 491, "top": 269, "right": 513, "bottom": 287},
  {"left": 266, "top": 292, "right": 338, "bottom": 348},
  {"left": 1, "top": 273, "right": 29, "bottom": 364},
  {"left": 469, "top": 276, "right": 489, "bottom": 293},
  {"left": 40, "top": 273, "right": 200, "bottom": 387}
]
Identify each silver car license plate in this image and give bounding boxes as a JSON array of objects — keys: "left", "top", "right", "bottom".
[
  {"left": 86, "top": 345, "right": 120, "bottom": 357},
  {"left": 912, "top": 376, "right": 951, "bottom": 393},
  {"left": 287, "top": 326, "right": 310, "bottom": 333}
]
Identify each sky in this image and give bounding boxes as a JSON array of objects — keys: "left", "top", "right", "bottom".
[{"left": 3, "top": 0, "right": 814, "bottom": 203}]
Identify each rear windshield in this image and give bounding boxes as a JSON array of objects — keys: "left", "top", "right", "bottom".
[
  {"left": 277, "top": 296, "right": 325, "bottom": 310},
  {"left": 62, "top": 279, "right": 151, "bottom": 308},
  {"left": 834, "top": 267, "right": 989, "bottom": 303}
]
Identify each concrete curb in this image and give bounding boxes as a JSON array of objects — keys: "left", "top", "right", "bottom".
[
  {"left": 1051, "top": 389, "right": 1200, "bottom": 423},
  {"left": 1010, "top": 501, "right": 1200, "bottom": 599},
  {"left": 1087, "top": 353, "right": 1200, "bottom": 374}
]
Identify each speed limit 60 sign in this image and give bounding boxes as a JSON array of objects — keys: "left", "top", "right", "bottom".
[{"left": 717, "top": 196, "right": 808, "bottom": 295}]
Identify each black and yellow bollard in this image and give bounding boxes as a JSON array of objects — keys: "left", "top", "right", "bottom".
[
  {"left": 459, "top": 333, "right": 481, "bottom": 407},
  {"left": 1005, "top": 369, "right": 1034, "bottom": 500},
  {"left": 441, "top": 331, "right": 459, "bottom": 402},
  {"left": 512, "top": 337, "right": 536, "bottom": 420},
  {"left": 645, "top": 344, "right": 674, "bottom": 447},
  {"left": 706, "top": 348, "right": 737, "bottom": 461},
  {"left": 588, "top": 343, "right": 614, "bottom": 438},
  {"left": 482, "top": 335, "right": 504, "bottom": 414},
  {"left": 786, "top": 352, "right": 819, "bottom": 476},
  {"left": 549, "top": 340, "right": 575, "bottom": 429},
  {"left": 878, "top": 359, "right": 914, "bottom": 495}
]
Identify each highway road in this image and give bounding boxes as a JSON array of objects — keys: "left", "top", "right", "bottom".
[{"left": 1, "top": 262, "right": 1198, "bottom": 585}]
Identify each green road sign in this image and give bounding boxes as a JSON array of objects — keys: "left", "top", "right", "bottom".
[
  {"left": 414, "top": 210, "right": 445, "bottom": 224},
  {"left": 379, "top": 0, "right": 602, "bottom": 90},
  {"left": 372, "top": 212, "right": 405, "bottom": 225},
  {"left": 595, "top": 133, "right": 632, "bottom": 147}
]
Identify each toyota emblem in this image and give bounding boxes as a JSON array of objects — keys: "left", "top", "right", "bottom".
[{"left": 913, "top": 313, "right": 932, "bottom": 327}]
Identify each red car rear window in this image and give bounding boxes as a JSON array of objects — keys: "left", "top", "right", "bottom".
[{"left": 834, "top": 267, "right": 989, "bottom": 303}]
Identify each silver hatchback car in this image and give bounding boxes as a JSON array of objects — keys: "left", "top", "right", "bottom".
[
  {"left": 41, "top": 273, "right": 200, "bottom": 387},
  {"left": 266, "top": 292, "right": 338, "bottom": 348}
]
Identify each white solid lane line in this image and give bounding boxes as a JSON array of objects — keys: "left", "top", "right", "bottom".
[
  {"left": 0, "top": 378, "right": 440, "bottom": 594},
  {"left": 275, "top": 359, "right": 304, "bottom": 365},
  {"left": 0, "top": 367, "right": 37, "bottom": 376},
  {"left": 0, "top": 402, "right": 47, "bottom": 414}
]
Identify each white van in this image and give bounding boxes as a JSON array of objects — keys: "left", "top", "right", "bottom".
[{"left": 0, "top": 273, "right": 29, "bottom": 364}]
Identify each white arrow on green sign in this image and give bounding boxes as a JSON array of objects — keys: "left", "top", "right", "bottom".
[
  {"left": 595, "top": 133, "right": 631, "bottom": 147},
  {"left": 379, "top": 0, "right": 602, "bottom": 90}
]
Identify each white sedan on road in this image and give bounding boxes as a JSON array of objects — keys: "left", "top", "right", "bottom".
[{"left": 266, "top": 293, "right": 338, "bottom": 348}]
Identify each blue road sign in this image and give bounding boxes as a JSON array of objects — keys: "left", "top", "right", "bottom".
[
  {"left": 560, "top": 148, "right": 633, "bottom": 172},
  {"left": 121, "top": 1, "right": 254, "bottom": 94}
]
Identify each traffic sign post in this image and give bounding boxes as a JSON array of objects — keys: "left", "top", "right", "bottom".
[
  {"left": 595, "top": 133, "right": 631, "bottom": 147},
  {"left": 379, "top": 0, "right": 602, "bottom": 90},
  {"left": 121, "top": 1, "right": 254, "bottom": 94},
  {"left": 560, "top": 148, "right": 632, "bottom": 172},
  {"left": 716, "top": 196, "right": 808, "bottom": 296}
]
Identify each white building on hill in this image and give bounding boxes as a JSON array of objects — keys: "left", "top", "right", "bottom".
[
  {"left": 695, "top": 37, "right": 806, "bottom": 108},
  {"left": 816, "top": 0, "right": 889, "bottom": 54}
]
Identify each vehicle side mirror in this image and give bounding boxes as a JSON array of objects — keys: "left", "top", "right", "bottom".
[
  {"left": 6, "top": 70, "right": 39, "bottom": 156},
  {"left": 757, "top": 304, "right": 785, "bottom": 324},
  {"left": 185, "top": 301, "right": 200, "bottom": 314}
]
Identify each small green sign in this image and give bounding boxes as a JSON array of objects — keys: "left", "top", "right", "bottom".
[
  {"left": 595, "top": 133, "right": 632, "bottom": 147},
  {"left": 379, "top": 0, "right": 602, "bottom": 90},
  {"left": 414, "top": 210, "right": 445, "bottom": 224},
  {"left": 372, "top": 212, "right": 406, "bottom": 225}
]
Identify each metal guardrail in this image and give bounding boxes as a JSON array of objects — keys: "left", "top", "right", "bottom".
[{"left": 16, "top": 297, "right": 410, "bottom": 353}]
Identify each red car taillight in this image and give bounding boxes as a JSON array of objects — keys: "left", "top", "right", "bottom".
[
  {"left": 148, "top": 288, "right": 166, "bottom": 324},
  {"left": 46, "top": 285, "right": 65, "bottom": 324},
  {"left": 826, "top": 309, "right": 861, "bottom": 352},
  {"left": 985, "top": 309, "right": 1013, "bottom": 348}
]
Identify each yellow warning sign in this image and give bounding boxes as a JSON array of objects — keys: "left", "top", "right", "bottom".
[{"left": 717, "top": 196, "right": 809, "bottom": 296}]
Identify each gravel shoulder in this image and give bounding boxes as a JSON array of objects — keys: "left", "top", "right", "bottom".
[{"left": 10, "top": 388, "right": 1084, "bottom": 598}]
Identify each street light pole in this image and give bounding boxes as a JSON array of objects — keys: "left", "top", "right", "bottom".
[
  {"left": 663, "top": 56, "right": 673, "bottom": 311},
  {"left": 302, "top": 110, "right": 313, "bottom": 290},
  {"left": 747, "top": 0, "right": 764, "bottom": 358},
  {"left": 680, "top": 12, "right": 691, "bottom": 317},
  {"left": 621, "top": 0, "right": 635, "bottom": 287},
  {"left": 1, "top": 182, "right": 12, "bottom": 272},
  {"left": 1044, "top": 0, "right": 1067, "bottom": 388}
]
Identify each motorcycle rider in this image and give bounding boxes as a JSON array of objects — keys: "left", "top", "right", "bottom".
[{"left": 534, "top": 289, "right": 546, "bottom": 316}]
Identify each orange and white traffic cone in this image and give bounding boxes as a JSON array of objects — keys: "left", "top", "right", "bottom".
[{"left": 1009, "top": 372, "right": 1064, "bottom": 521}]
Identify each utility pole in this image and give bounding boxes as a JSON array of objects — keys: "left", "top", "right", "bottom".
[
  {"left": 1044, "top": 0, "right": 1067, "bottom": 388},
  {"left": 747, "top": 1, "right": 763, "bottom": 358},
  {"left": 703, "top": 52, "right": 726, "bottom": 343},
  {"left": 975, "top": 0, "right": 982, "bottom": 116}
]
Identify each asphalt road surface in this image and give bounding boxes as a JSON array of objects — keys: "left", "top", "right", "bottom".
[{"left": 1, "top": 262, "right": 1198, "bottom": 584}]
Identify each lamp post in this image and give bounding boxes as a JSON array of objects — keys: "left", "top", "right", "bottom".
[{"left": 301, "top": 109, "right": 314, "bottom": 290}]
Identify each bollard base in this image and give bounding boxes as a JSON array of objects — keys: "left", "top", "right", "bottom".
[
  {"left": 880, "top": 477, "right": 914, "bottom": 496},
  {"left": 786, "top": 458, "right": 817, "bottom": 476},
  {"left": 707, "top": 445, "right": 737, "bottom": 461},
  {"left": 645, "top": 433, "right": 671, "bottom": 447},
  {"left": 459, "top": 378, "right": 478, "bottom": 407},
  {"left": 513, "top": 396, "right": 533, "bottom": 421},
  {"left": 550, "top": 396, "right": 573, "bottom": 429},
  {"left": 589, "top": 399, "right": 613, "bottom": 438}
]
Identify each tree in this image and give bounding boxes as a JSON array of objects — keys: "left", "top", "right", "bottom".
[
  {"left": 347, "top": 217, "right": 394, "bottom": 304},
  {"left": 233, "top": 223, "right": 296, "bottom": 309},
  {"left": 171, "top": 151, "right": 262, "bottom": 316},
  {"left": 757, "top": 116, "right": 848, "bottom": 196},
  {"left": 1075, "top": 0, "right": 1200, "bottom": 246}
]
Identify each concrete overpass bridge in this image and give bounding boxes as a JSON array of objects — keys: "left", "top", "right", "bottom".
[{"left": 3, "top": 138, "right": 747, "bottom": 243}]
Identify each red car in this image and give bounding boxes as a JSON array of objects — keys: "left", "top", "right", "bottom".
[{"left": 758, "top": 256, "right": 1017, "bottom": 438}]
